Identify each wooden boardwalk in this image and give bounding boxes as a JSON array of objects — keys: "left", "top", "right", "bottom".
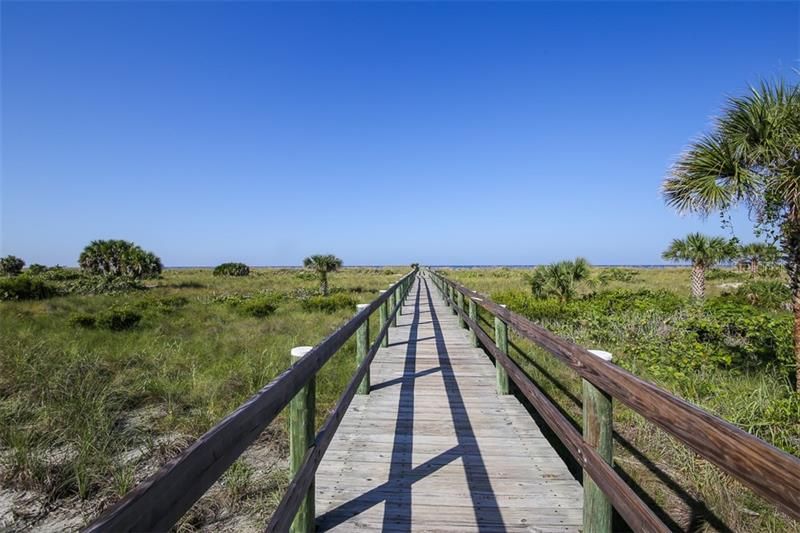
[{"left": 316, "top": 275, "right": 583, "bottom": 532}]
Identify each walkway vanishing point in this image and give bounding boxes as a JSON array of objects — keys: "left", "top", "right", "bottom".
[
  {"left": 315, "top": 275, "right": 582, "bottom": 531},
  {"left": 85, "top": 267, "right": 800, "bottom": 533}
]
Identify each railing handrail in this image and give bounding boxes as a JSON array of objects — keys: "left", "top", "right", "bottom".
[
  {"left": 430, "top": 269, "right": 800, "bottom": 524},
  {"left": 84, "top": 269, "right": 417, "bottom": 533}
]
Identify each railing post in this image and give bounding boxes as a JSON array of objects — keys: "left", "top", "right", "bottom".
[
  {"left": 389, "top": 285, "right": 398, "bottom": 327},
  {"left": 449, "top": 286, "right": 457, "bottom": 315},
  {"left": 356, "top": 304, "right": 370, "bottom": 395},
  {"left": 398, "top": 279, "right": 405, "bottom": 315},
  {"left": 444, "top": 283, "right": 451, "bottom": 306},
  {"left": 379, "top": 290, "right": 389, "bottom": 347},
  {"left": 583, "top": 350, "right": 614, "bottom": 533},
  {"left": 289, "top": 346, "right": 315, "bottom": 533},
  {"left": 469, "top": 297, "right": 479, "bottom": 347},
  {"left": 494, "top": 305, "right": 509, "bottom": 395},
  {"left": 457, "top": 291, "right": 466, "bottom": 328}
]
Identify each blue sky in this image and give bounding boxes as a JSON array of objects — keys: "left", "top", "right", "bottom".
[{"left": 2, "top": 1, "right": 798, "bottom": 266}]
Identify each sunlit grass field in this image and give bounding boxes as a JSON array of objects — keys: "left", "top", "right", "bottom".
[
  {"left": 1, "top": 265, "right": 798, "bottom": 532},
  {"left": 0, "top": 267, "right": 409, "bottom": 531}
]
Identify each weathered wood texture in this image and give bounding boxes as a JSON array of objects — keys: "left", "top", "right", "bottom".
[
  {"left": 435, "top": 271, "right": 800, "bottom": 524},
  {"left": 315, "top": 275, "right": 582, "bottom": 532}
]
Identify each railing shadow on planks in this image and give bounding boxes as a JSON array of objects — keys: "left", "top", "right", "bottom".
[
  {"left": 83, "top": 269, "right": 418, "bottom": 533},
  {"left": 427, "top": 268, "right": 800, "bottom": 532}
]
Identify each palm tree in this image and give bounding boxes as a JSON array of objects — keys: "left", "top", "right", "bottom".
[
  {"left": 303, "top": 254, "right": 343, "bottom": 296},
  {"left": 661, "top": 79, "right": 800, "bottom": 388},
  {"left": 739, "top": 242, "right": 779, "bottom": 276},
  {"left": 79, "top": 239, "right": 162, "bottom": 279},
  {"left": 661, "top": 233, "right": 735, "bottom": 299},
  {"left": 529, "top": 257, "right": 591, "bottom": 303}
]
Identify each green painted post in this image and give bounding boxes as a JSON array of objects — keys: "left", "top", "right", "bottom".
[
  {"left": 398, "top": 279, "right": 405, "bottom": 315},
  {"left": 469, "top": 297, "right": 479, "bottom": 347},
  {"left": 494, "top": 305, "right": 509, "bottom": 395},
  {"left": 457, "top": 291, "right": 466, "bottom": 328},
  {"left": 356, "top": 304, "right": 370, "bottom": 395},
  {"left": 289, "top": 346, "right": 315, "bottom": 533},
  {"left": 583, "top": 350, "right": 614, "bottom": 533},
  {"left": 450, "top": 286, "right": 457, "bottom": 315},
  {"left": 389, "top": 285, "right": 398, "bottom": 327},
  {"left": 379, "top": 290, "right": 389, "bottom": 347},
  {"left": 444, "top": 284, "right": 451, "bottom": 307}
]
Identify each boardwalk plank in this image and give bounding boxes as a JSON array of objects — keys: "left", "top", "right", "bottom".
[{"left": 315, "top": 275, "right": 582, "bottom": 531}]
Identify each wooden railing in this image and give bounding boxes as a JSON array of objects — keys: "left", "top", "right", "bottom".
[
  {"left": 83, "top": 269, "right": 417, "bottom": 533},
  {"left": 428, "top": 268, "right": 800, "bottom": 531}
]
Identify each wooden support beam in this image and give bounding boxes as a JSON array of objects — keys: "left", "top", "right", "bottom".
[
  {"left": 289, "top": 346, "right": 315, "bottom": 533},
  {"left": 469, "top": 297, "right": 479, "bottom": 348},
  {"left": 583, "top": 350, "right": 614, "bottom": 533},
  {"left": 494, "top": 305, "right": 509, "bottom": 395},
  {"left": 356, "top": 304, "right": 370, "bottom": 395}
]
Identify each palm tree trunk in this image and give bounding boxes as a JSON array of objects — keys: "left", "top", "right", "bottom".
[
  {"left": 751, "top": 258, "right": 759, "bottom": 277},
  {"left": 320, "top": 272, "right": 328, "bottom": 296},
  {"left": 691, "top": 264, "right": 705, "bottom": 299}
]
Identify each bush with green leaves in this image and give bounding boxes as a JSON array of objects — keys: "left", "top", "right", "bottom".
[
  {"left": 239, "top": 296, "right": 278, "bottom": 317},
  {"left": 69, "top": 312, "right": 98, "bottom": 328},
  {"left": 26, "top": 264, "right": 48, "bottom": 275},
  {"left": 61, "top": 275, "right": 144, "bottom": 296},
  {"left": 0, "top": 276, "right": 57, "bottom": 301},
  {"left": 79, "top": 239, "right": 162, "bottom": 279},
  {"left": 40, "top": 267, "right": 83, "bottom": 281},
  {"left": 300, "top": 293, "right": 356, "bottom": 313},
  {"left": 213, "top": 262, "right": 250, "bottom": 277},
  {"left": 0, "top": 255, "right": 25, "bottom": 276},
  {"left": 719, "top": 280, "right": 790, "bottom": 311},
  {"left": 96, "top": 307, "right": 142, "bottom": 331},
  {"left": 495, "top": 286, "right": 793, "bottom": 380}
]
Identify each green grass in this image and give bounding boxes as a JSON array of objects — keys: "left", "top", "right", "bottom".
[
  {"left": 2, "top": 265, "right": 798, "bottom": 531},
  {"left": 445, "top": 266, "right": 799, "bottom": 533},
  {"left": 0, "top": 267, "right": 406, "bottom": 530}
]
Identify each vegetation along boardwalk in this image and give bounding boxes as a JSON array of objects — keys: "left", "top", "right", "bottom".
[
  {"left": 84, "top": 266, "right": 800, "bottom": 533},
  {"left": 315, "top": 275, "right": 582, "bottom": 531}
]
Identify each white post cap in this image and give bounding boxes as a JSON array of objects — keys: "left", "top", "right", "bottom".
[
  {"left": 356, "top": 303, "right": 369, "bottom": 312},
  {"left": 500, "top": 304, "right": 507, "bottom": 308},
  {"left": 379, "top": 289, "right": 387, "bottom": 294},
  {"left": 589, "top": 349, "right": 613, "bottom": 362},
  {"left": 291, "top": 346, "right": 313, "bottom": 359}
]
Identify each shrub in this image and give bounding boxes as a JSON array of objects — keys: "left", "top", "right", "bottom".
[
  {"left": 239, "top": 296, "right": 278, "bottom": 317},
  {"left": 301, "top": 294, "right": 356, "bottom": 313},
  {"left": 581, "top": 289, "right": 684, "bottom": 314},
  {"left": 62, "top": 275, "right": 144, "bottom": 296},
  {"left": 96, "top": 307, "right": 142, "bottom": 331},
  {"left": 79, "top": 239, "right": 162, "bottom": 279},
  {"left": 727, "top": 280, "right": 790, "bottom": 310},
  {"left": 0, "top": 255, "right": 25, "bottom": 276},
  {"left": 0, "top": 276, "right": 57, "bottom": 301},
  {"left": 213, "top": 263, "right": 250, "bottom": 277},
  {"left": 69, "top": 313, "right": 97, "bottom": 328},
  {"left": 27, "top": 264, "right": 47, "bottom": 275},
  {"left": 40, "top": 267, "right": 83, "bottom": 281},
  {"left": 493, "top": 290, "right": 579, "bottom": 322}
]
